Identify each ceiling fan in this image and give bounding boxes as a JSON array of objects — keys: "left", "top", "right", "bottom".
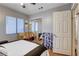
[
  {"left": 30, "top": 3, "right": 36, "bottom": 5},
  {"left": 21, "top": 3, "right": 36, "bottom": 8},
  {"left": 21, "top": 3, "right": 43, "bottom": 10}
]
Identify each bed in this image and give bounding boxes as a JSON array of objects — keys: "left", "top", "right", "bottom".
[{"left": 0, "top": 40, "right": 46, "bottom": 56}]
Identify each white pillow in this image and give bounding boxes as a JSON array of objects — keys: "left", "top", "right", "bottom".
[{"left": 0, "top": 46, "right": 7, "bottom": 56}]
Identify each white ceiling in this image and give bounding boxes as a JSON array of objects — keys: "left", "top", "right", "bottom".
[{"left": 0, "top": 3, "right": 71, "bottom": 15}]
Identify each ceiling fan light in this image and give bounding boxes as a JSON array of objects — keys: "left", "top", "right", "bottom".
[
  {"left": 20, "top": 3, "right": 24, "bottom": 5},
  {"left": 31, "top": 3, "right": 36, "bottom": 5}
]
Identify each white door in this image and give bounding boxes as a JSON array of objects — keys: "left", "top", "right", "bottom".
[{"left": 53, "top": 10, "right": 71, "bottom": 55}]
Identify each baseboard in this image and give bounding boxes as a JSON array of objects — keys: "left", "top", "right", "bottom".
[
  {"left": 53, "top": 49, "right": 71, "bottom": 55},
  {"left": 53, "top": 52, "right": 70, "bottom": 56}
]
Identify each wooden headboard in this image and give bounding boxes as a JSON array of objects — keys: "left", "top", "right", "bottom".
[{"left": 17, "top": 32, "right": 36, "bottom": 40}]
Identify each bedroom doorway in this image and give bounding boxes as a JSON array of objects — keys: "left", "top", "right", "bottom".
[{"left": 29, "top": 18, "right": 43, "bottom": 44}]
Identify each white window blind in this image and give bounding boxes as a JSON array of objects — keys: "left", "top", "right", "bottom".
[
  {"left": 6, "top": 16, "right": 24, "bottom": 34},
  {"left": 31, "top": 21, "right": 38, "bottom": 32},
  {"left": 17, "top": 18, "right": 24, "bottom": 33},
  {"left": 6, "top": 16, "right": 16, "bottom": 34}
]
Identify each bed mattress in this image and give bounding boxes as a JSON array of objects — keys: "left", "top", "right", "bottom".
[{"left": 1, "top": 40, "right": 39, "bottom": 56}]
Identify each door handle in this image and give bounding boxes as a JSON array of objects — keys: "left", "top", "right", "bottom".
[{"left": 53, "top": 34, "right": 57, "bottom": 38}]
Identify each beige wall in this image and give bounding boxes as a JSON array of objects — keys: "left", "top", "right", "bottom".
[
  {"left": 30, "top": 4, "right": 71, "bottom": 33},
  {"left": 30, "top": 10, "right": 53, "bottom": 33},
  {"left": 0, "top": 5, "right": 29, "bottom": 42}
]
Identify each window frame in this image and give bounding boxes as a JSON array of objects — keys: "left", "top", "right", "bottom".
[{"left": 6, "top": 16, "right": 25, "bottom": 34}]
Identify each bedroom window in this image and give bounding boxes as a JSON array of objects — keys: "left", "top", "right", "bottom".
[
  {"left": 31, "top": 21, "right": 38, "bottom": 32},
  {"left": 6, "top": 16, "right": 16, "bottom": 34},
  {"left": 17, "top": 18, "right": 24, "bottom": 33},
  {"left": 6, "top": 16, "right": 24, "bottom": 34},
  {"left": 35, "top": 22, "right": 38, "bottom": 32},
  {"left": 32, "top": 21, "right": 35, "bottom": 32}
]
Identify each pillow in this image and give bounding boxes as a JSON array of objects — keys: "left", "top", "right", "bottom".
[{"left": 0, "top": 46, "right": 7, "bottom": 56}]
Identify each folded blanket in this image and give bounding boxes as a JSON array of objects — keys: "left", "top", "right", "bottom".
[{"left": 0, "top": 46, "right": 7, "bottom": 56}]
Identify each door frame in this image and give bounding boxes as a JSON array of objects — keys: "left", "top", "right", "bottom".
[{"left": 71, "top": 3, "right": 78, "bottom": 56}]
